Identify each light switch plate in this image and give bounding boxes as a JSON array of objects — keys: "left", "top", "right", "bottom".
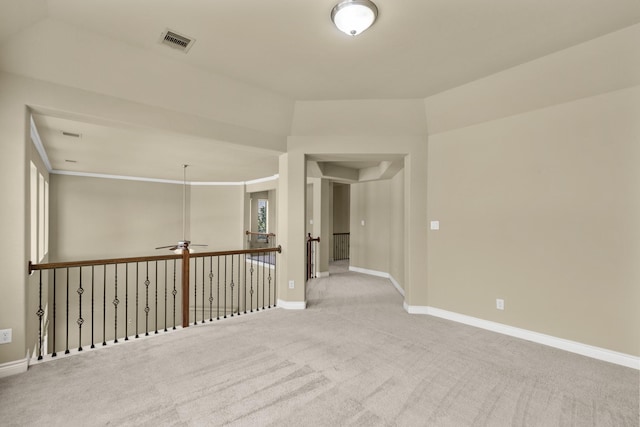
[{"left": 430, "top": 221, "right": 440, "bottom": 230}]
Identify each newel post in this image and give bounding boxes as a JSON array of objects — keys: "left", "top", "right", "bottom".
[{"left": 181, "top": 244, "right": 190, "bottom": 328}]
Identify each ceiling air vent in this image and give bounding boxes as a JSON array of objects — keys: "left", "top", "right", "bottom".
[
  {"left": 62, "top": 131, "right": 81, "bottom": 138},
  {"left": 160, "top": 29, "right": 196, "bottom": 53}
]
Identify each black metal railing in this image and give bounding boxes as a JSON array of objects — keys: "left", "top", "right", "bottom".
[
  {"left": 333, "top": 232, "right": 350, "bottom": 260},
  {"left": 28, "top": 245, "right": 281, "bottom": 362},
  {"left": 306, "top": 233, "right": 320, "bottom": 280}
]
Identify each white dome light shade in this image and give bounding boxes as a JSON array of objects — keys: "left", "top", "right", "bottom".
[{"left": 331, "top": 0, "right": 378, "bottom": 36}]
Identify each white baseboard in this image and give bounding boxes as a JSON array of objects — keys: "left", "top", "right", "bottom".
[
  {"left": 404, "top": 304, "right": 640, "bottom": 370},
  {"left": 0, "top": 357, "right": 29, "bottom": 378},
  {"left": 348, "top": 266, "right": 405, "bottom": 297},
  {"left": 277, "top": 299, "right": 306, "bottom": 310},
  {"left": 349, "top": 266, "right": 389, "bottom": 278},
  {"left": 317, "top": 271, "right": 329, "bottom": 278},
  {"left": 389, "top": 275, "right": 405, "bottom": 297}
]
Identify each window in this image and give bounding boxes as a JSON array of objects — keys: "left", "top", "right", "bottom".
[
  {"left": 257, "top": 199, "right": 268, "bottom": 233},
  {"left": 30, "top": 162, "right": 37, "bottom": 262},
  {"left": 38, "top": 173, "right": 45, "bottom": 261}
]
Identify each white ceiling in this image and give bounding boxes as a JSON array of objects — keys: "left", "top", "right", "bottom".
[
  {"left": 37, "top": 0, "right": 640, "bottom": 100},
  {"left": 3, "top": 0, "right": 640, "bottom": 182}
]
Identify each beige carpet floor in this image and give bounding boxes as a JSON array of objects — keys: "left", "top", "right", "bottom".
[{"left": 1, "top": 263, "right": 638, "bottom": 426}]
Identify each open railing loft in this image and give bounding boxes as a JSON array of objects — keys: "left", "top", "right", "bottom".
[{"left": 28, "top": 244, "right": 281, "bottom": 362}]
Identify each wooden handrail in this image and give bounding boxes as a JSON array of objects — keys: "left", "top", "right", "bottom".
[
  {"left": 29, "top": 254, "right": 182, "bottom": 274},
  {"left": 245, "top": 230, "right": 276, "bottom": 237},
  {"left": 191, "top": 245, "right": 281, "bottom": 258},
  {"left": 29, "top": 246, "right": 283, "bottom": 273}
]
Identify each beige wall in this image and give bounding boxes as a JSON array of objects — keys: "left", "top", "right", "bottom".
[
  {"left": 389, "top": 170, "right": 405, "bottom": 288},
  {"left": 50, "top": 175, "right": 182, "bottom": 260},
  {"left": 427, "top": 86, "right": 640, "bottom": 356},
  {"left": 191, "top": 185, "right": 245, "bottom": 251},
  {"left": 348, "top": 170, "right": 404, "bottom": 286},
  {"left": 49, "top": 175, "right": 244, "bottom": 259},
  {"left": 0, "top": 78, "right": 29, "bottom": 364},
  {"left": 332, "top": 183, "right": 350, "bottom": 234},
  {"left": 350, "top": 180, "right": 391, "bottom": 274}
]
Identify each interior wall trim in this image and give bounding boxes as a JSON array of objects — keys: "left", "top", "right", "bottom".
[
  {"left": 349, "top": 266, "right": 405, "bottom": 296},
  {"left": 389, "top": 275, "right": 405, "bottom": 297},
  {"left": 276, "top": 299, "right": 306, "bottom": 310},
  {"left": 348, "top": 266, "right": 389, "bottom": 278},
  {"left": 0, "top": 356, "right": 29, "bottom": 378},
  {"left": 50, "top": 170, "right": 247, "bottom": 186},
  {"left": 404, "top": 303, "right": 640, "bottom": 370}
]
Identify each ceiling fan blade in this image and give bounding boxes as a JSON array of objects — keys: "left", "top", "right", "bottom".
[
  {"left": 155, "top": 245, "right": 175, "bottom": 249},
  {"left": 190, "top": 244, "right": 208, "bottom": 247}
]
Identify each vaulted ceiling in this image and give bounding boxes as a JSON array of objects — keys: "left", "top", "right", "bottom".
[{"left": 2, "top": 0, "right": 639, "bottom": 181}]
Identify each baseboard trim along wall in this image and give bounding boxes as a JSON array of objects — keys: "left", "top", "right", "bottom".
[
  {"left": 317, "top": 271, "right": 329, "bottom": 278},
  {"left": 277, "top": 299, "right": 306, "bottom": 310},
  {"left": 404, "top": 303, "right": 640, "bottom": 370},
  {"left": 349, "top": 266, "right": 406, "bottom": 297},
  {"left": 349, "top": 266, "right": 388, "bottom": 278},
  {"left": 0, "top": 356, "right": 28, "bottom": 378}
]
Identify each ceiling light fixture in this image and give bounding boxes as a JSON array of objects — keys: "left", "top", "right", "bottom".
[{"left": 331, "top": 0, "right": 378, "bottom": 36}]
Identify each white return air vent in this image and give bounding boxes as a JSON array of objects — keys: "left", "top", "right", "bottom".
[{"left": 160, "top": 29, "right": 196, "bottom": 53}]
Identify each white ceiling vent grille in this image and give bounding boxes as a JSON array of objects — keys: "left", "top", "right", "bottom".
[{"left": 160, "top": 29, "right": 196, "bottom": 53}]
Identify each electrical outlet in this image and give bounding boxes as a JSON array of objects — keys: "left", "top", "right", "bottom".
[
  {"left": 0, "top": 329, "right": 12, "bottom": 344},
  {"left": 288, "top": 280, "right": 295, "bottom": 289},
  {"left": 496, "top": 299, "right": 504, "bottom": 310}
]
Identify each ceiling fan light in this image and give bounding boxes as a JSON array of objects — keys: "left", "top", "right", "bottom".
[{"left": 331, "top": 0, "right": 378, "bottom": 36}]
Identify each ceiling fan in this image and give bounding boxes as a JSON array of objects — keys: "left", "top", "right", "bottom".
[{"left": 156, "top": 164, "right": 207, "bottom": 252}]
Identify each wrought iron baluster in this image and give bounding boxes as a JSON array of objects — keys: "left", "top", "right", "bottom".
[
  {"left": 201, "top": 257, "right": 205, "bottom": 323},
  {"left": 208, "top": 256, "right": 213, "bottom": 322},
  {"left": 36, "top": 270, "right": 44, "bottom": 360},
  {"left": 164, "top": 260, "right": 168, "bottom": 332},
  {"left": 244, "top": 254, "right": 247, "bottom": 314},
  {"left": 52, "top": 269, "right": 57, "bottom": 357},
  {"left": 125, "top": 264, "right": 129, "bottom": 341},
  {"left": 113, "top": 264, "right": 120, "bottom": 344},
  {"left": 249, "top": 257, "right": 254, "bottom": 313},
  {"left": 262, "top": 252, "right": 267, "bottom": 310},
  {"left": 65, "top": 267, "right": 70, "bottom": 354},
  {"left": 155, "top": 261, "right": 159, "bottom": 334},
  {"left": 145, "top": 262, "right": 150, "bottom": 336},
  {"left": 273, "top": 249, "right": 277, "bottom": 307},
  {"left": 230, "top": 255, "right": 235, "bottom": 316},
  {"left": 172, "top": 259, "right": 177, "bottom": 330},
  {"left": 224, "top": 255, "right": 227, "bottom": 319},
  {"left": 216, "top": 257, "right": 220, "bottom": 320},
  {"left": 135, "top": 263, "right": 139, "bottom": 339},
  {"left": 267, "top": 255, "right": 272, "bottom": 309},
  {"left": 256, "top": 254, "right": 260, "bottom": 312},
  {"left": 91, "top": 266, "right": 95, "bottom": 349},
  {"left": 103, "top": 266, "right": 107, "bottom": 346},
  {"left": 77, "top": 267, "right": 84, "bottom": 351},
  {"left": 235, "top": 254, "right": 241, "bottom": 316}
]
